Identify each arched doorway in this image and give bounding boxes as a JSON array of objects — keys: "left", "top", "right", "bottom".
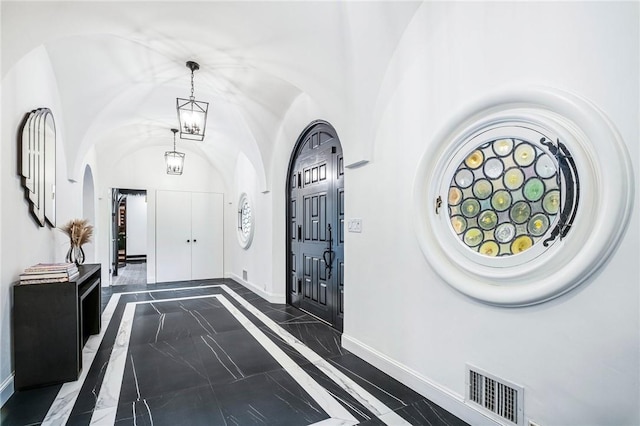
[
  {"left": 82, "top": 166, "right": 96, "bottom": 262},
  {"left": 287, "top": 121, "right": 344, "bottom": 331}
]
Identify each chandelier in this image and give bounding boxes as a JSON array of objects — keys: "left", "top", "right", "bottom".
[
  {"left": 176, "top": 61, "right": 208, "bottom": 141},
  {"left": 165, "top": 128, "right": 185, "bottom": 175}
]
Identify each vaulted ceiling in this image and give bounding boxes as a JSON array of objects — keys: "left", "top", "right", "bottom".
[{"left": 2, "top": 1, "right": 421, "bottom": 187}]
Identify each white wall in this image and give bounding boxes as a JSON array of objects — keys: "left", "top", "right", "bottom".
[
  {"left": 125, "top": 195, "right": 147, "bottom": 257},
  {"left": 98, "top": 145, "right": 227, "bottom": 284},
  {"left": 82, "top": 165, "right": 96, "bottom": 263},
  {"left": 226, "top": 154, "right": 277, "bottom": 301},
  {"left": 269, "top": 94, "right": 335, "bottom": 299},
  {"left": 0, "top": 46, "right": 83, "bottom": 404},
  {"left": 336, "top": 3, "right": 637, "bottom": 425}
]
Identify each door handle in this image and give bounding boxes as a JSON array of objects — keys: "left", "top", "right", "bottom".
[
  {"left": 187, "top": 239, "right": 190, "bottom": 243},
  {"left": 323, "top": 224, "right": 334, "bottom": 279}
]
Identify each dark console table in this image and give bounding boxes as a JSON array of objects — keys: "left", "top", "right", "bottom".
[{"left": 13, "top": 263, "right": 101, "bottom": 390}]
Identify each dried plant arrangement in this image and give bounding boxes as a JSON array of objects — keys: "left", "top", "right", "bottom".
[
  {"left": 59, "top": 219, "right": 93, "bottom": 264},
  {"left": 60, "top": 219, "right": 93, "bottom": 247}
]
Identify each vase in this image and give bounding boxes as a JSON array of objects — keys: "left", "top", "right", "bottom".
[{"left": 65, "top": 245, "right": 85, "bottom": 265}]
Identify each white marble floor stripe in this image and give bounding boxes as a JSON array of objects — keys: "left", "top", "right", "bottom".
[
  {"left": 41, "top": 294, "right": 121, "bottom": 426},
  {"left": 309, "top": 419, "right": 362, "bottom": 426},
  {"left": 113, "top": 284, "right": 222, "bottom": 295},
  {"left": 89, "top": 303, "right": 136, "bottom": 425},
  {"left": 89, "top": 294, "right": 358, "bottom": 425},
  {"left": 42, "top": 285, "right": 223, "bottom": 425},
  {"left": 42, "top": 284, "right": 409, "bottom": 425},
  {"left": 215, "top": 295, "right": 358, "bottom": 424},
  {"left": 218, "top": 284, "right": 412, "bottom": 426}
]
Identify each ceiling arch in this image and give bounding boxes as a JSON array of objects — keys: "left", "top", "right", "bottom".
[{"left": 2, "top": 1, "right": 422, "bottom": 191}]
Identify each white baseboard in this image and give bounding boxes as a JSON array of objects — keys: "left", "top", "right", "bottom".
[
  {"left": 0, "top": 373, "right": 14, "bottom": 408},
  {"left": 226, "top": 273, "right": 286, "bottom": 304},
  {"left": 341, "top": 334, "right": 498, "bottom": 426}
]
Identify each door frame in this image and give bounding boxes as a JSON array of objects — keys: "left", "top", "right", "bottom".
[
  {"left": 110, "top": 188, "right": 146, "bottom": 280},
  {"left": 285, "top": 120, "right": 343, "bottom": 319}
]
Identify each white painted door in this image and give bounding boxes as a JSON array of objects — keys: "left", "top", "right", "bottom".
[
  {"left": 191, "top": 192, "right": 224, "bottom": 279},
  {"left": 156, "top": 190, "right": 224, "bottom": 283},
  {"left": 156, "top": 190, "right": 191, "bottom": 282}
]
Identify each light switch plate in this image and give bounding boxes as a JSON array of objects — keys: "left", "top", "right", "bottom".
[{"left": 348, "top": 218, "right": 362, "bottom": 233}]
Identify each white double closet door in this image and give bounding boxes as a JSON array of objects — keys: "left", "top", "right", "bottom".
[{"left": 156, "top": 190, "right": 224, "bottom": 282}]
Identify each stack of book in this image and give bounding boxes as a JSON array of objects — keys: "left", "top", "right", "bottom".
[{"left": 19, "top": 263, "right": 80, "bottom": 284}]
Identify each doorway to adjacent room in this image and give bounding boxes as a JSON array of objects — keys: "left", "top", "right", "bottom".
[{"left": 110, "top": 188, "right": 147, "bottom": 285}]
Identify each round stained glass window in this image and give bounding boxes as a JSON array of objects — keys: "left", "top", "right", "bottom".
[
  {"left": 447, "top": 137, "right": 560, "bottom": 257},
  {"left": 414, "top": 88, "right": 634, "bottom": 307},
  {"left": 237, "top": 193, "right": 254, "bottom": 249}
]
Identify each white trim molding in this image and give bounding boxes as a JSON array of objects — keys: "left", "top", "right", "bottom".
[
  {"left": 226, "top": 273, "right": 285, "bottom": 304},
  {"left": 341, "top": 334, "right": 500, "bottom": 426},
  {"left": 414, "top": 86, "right": 635, "bottom": 306}
]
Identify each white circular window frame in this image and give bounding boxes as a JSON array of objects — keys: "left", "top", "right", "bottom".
[
  {"left": 237, "top": 192, "right": 255, "bottom": 250},
  {"left": 414, "top": 87, "right": 634, "bottom": 307}
]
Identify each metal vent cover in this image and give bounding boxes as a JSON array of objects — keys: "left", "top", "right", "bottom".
[{"left": 466, "top": 365, "right": 524, "bottom": 425}]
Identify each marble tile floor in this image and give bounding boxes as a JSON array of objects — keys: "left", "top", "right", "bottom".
[
  {"left": 1, "top": 279, "right": 468, "bottom": 426},
  {"left": 110, "top": 262, "right": 147, "bottom": 286}
]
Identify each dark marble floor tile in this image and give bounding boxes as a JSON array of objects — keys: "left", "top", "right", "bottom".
[
  {"left": 119, "top": 337, "right": 209, "bottom": 404},
  {"left": 228, "top": 286, "right": 264, "bottom": 301},
  {"left": 4, "top": 280, "right": 468, "bottom": 426},
  {"left": 65, "top": 411, "right": 92, "bottom": 425},
  {"left": 354, "top": 416, "right": 388, "bottom": 425},
  {"left": 327, "top": 352, "right": 425, "bottom": 410},
  {"left": 258, "top": 326, "right": 313, "bottom": 367},
  {"left": 279, "top": 321, "right": 345, "bottom": 359},
  {"left": 393, "top": 398, "right": 470, "bottom": 426},
  {"left": 298, "top": 361, "right": 379, "bottom": 423},
  {"left": 243, "top": 296, "right": 279, "bottom": 308},
  {"left": 179, "top": 300, "right": 252, "bottom": 335},
  {"left": 128, "top": 308, "right": 222, "bottom": 345},
  {"left": 193, "top": 328, "right": 282, "bottom": 385},
  {"left": 212, "top": 369, "right": 328, "bottom": 425},
  {"left": 114, "top": 384, "right": 224, "bottom": 426},
  {"left": 70, "top": 348, "right": 114, "bottom": 416},
  {"left": 0, "top": 383, "right": 60, "bottom": 426},
  {"left": 260, "top": 305, "right": 318, "bottom": 324},
  {"left": 95, "top": 299, "right": 129, "bottom": 353},
  {"left": 170, "top": 286, "right": 224, "bottom": 297},
  {"left": 100, "top": 293, "right": 161, "bottom": 351},
  {"left": 101, "top": 290, "right": 226, "bottom": 351}
]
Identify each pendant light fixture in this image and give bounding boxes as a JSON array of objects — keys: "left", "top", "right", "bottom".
[
  {"left": 165, "top": 128, "right": 185, "bottom": 175},
  {"left": 176, "top": 61, "right": 208, "bottom": 141}
]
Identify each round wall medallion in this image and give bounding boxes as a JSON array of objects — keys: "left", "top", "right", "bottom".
[
  {"left": 414, "top": 87, "right": 634, "bottom": 306},
  {"left": 237, "top": 193, "right": 254, "bottom": 249}
]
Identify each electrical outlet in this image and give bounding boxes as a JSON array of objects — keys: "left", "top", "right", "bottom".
[{"left": 348, "top": 218, "right": 362, "bottom": 233}]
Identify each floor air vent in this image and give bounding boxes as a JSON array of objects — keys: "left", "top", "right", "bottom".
[{"left": 466, "top": 365, "right": 524, "bottom": 425}]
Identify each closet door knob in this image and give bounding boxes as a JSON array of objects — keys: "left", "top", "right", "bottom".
[
  {"left": 193, "top": 239, "right": 197, "bottom": 243},
  {"left": 187, "top": 239, "right": 190, "bottom": 243}
]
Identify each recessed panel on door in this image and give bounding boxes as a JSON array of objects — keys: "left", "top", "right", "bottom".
[
  {"left": 191, "top": 192, "right": 224, "bottom": 279},
  {"left": 156, "top": 190, "right": 191, "bottom": 282}
]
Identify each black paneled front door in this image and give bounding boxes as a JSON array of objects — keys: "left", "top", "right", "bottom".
[{"left": 288, "top": 122, "right": 344, "bottom": 331}]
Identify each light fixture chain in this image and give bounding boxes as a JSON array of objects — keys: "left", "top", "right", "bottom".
[{"left": 190, "top": 69, "right": 195, "bottom": 100}]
